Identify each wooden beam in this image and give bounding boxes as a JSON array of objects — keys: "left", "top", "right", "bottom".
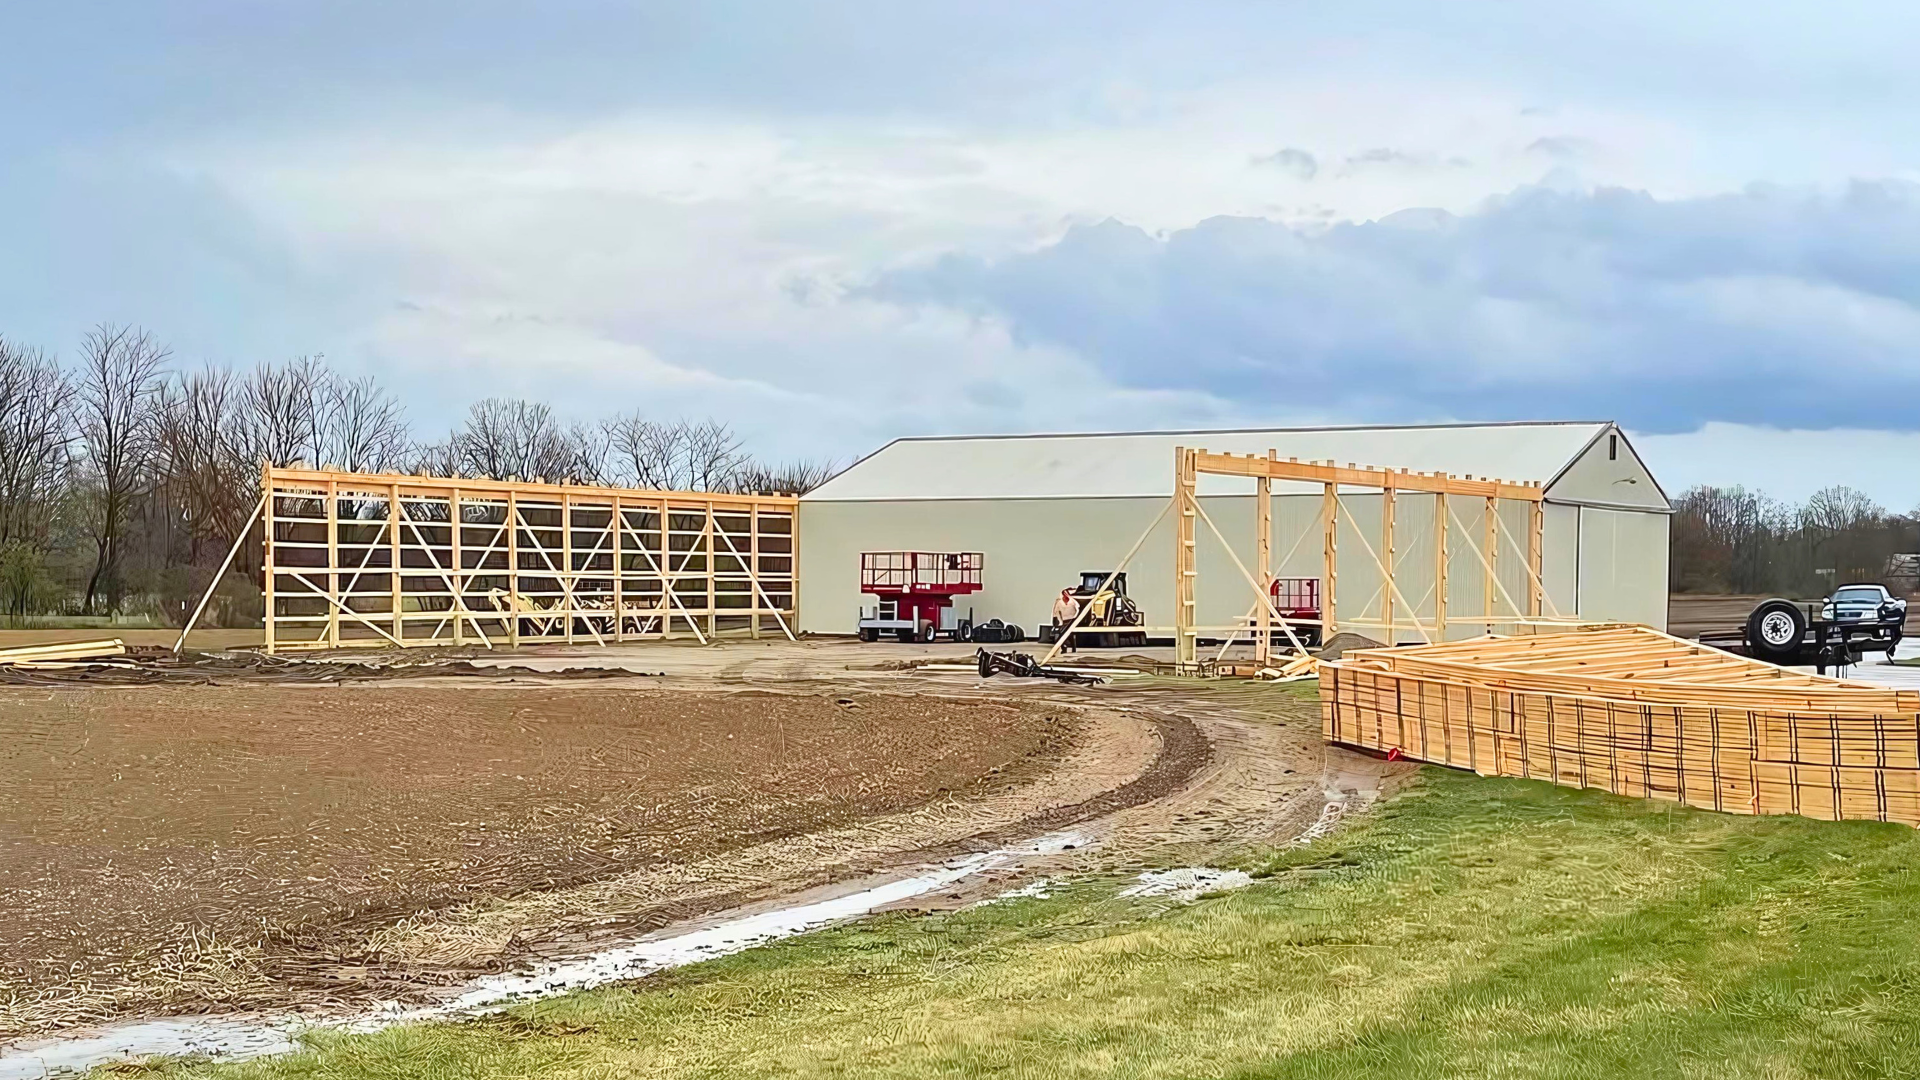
[
  {"left": 1255, "top": 462, "right": 1272, "bottom": 666},
  {"left": 264, "top": 465, "right": 798, "bottom": 509},
  {"left": 1191, "top": 451, "right": 1543, "bottom": 501},
  {"left": 1174, "top": 446, "right": 1198, "bottom": 668},
  {"left": 1381, "top": 480, "right": 1396, "bottom": 645},
  {"left": 1482, "top": 496, "right": 1498, "bottom": 631},
  {"left": 1435, "top": 492, "right": 1448, "bottom": 641},
  {"left": 1322, "top": 481, "right": 1338, "bottom": 638}
]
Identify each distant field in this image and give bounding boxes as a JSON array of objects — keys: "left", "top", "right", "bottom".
[{"left": 135, "top": 768, "right": 1920, "bottom": 1080}]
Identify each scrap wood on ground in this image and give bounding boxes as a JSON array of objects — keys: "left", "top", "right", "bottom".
[{"left": 115, "top": 768, "right": 1920, "bottom": 1080}]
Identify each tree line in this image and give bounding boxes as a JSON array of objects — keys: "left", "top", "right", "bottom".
[
  {"left": 0, "top": 324, "right": 835, "bottom": 624},
  {"left": 1670, "top": 484, "right": 1920, "bottom": 597}
]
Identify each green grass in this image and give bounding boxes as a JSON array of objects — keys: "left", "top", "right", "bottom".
[{"left": 120, "top": 770, "right": 1920, "bottom": 1079}]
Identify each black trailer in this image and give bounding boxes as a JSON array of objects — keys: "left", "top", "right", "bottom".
[{"left": 1699, "top": 587, "right": 1907, "bottom": 674}]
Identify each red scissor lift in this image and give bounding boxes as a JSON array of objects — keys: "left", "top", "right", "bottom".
[
  {"left": 857, "top": 551, "right": 984, "bottom": 642},
  {"left": 1269, "top": 576, "right": 1323, "bottom": 646}
]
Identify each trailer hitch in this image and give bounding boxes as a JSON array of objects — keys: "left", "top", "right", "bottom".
[{"left": 975, "top": 648, "right": 1105, "bottom": 686}]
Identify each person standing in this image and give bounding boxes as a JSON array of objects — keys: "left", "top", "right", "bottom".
[{"left": 1052, "top": 588, "right": 1081, "bottom": 653}]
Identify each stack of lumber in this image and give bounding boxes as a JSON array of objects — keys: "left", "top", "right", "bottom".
[
  {"left": 0, "top": 638, "right": 129, "bottom": 669},
  {"left": 1322, "top": 625, "right": 1920, "bottom": 825}
]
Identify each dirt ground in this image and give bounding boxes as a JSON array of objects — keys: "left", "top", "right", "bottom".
[
  {"left": 0, "top": 634, "right": 1396, "bottom": 1048},
  {"left": 0, "top": 685, "right": 1073, "bottom": 1036}
]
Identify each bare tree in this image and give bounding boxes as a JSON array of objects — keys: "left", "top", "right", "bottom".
[
  {"left": 0, "top": 336, "right": 75, "bottom": 548},
  {"left": 603, "top": 412, "right": 675, "bottom": 489},
  {"left": 449, "top": 398, "right": 600, "bottom": 482},
  {"left": 734, "top": 457, "right": 838, "bottom": 495},
  {"left": 75, "top": 323, "right": 169, "bottom": 613},
  {"left": 679, "top": 418, "right": 748, "bottom": 492},
  {"left": 236, "top": 357, "right": 323, "bottom": 469},
  {"left": 155, "top": 365, "right": 252, "bottom": 565},
  {"left": 601, "top": 414, "right": 750, "bottom": 491},
  {"left": 314, "top": 374, "right": 409, "bottom": 473}
]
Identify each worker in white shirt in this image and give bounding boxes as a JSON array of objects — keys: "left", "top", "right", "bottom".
[{"left": 1052, "top": 589, "right": 1081, "bottom": 653}]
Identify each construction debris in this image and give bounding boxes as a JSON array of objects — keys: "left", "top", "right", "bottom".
[
  {"left": 0, "top": 638, "right": 128, "bottom": 666},
  {"left": 975, "top": 649, "right": 1105, "bottom": 686}
]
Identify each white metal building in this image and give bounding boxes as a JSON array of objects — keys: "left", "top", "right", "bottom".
[{"left": 797, "top": 422, "right": 1670, "bottom": 641}]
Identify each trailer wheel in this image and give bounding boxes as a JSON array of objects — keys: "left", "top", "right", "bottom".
[{"left": 1746, "top": 598, "right": 1806, "bottom": 662}]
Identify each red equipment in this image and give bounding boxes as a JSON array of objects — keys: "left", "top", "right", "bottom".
[
  {"left": 1269, "top": 577, "right": 1323, "bottom": 644},
  {"left": 858, "top": 552, "right": 984, "bottom": 642}
]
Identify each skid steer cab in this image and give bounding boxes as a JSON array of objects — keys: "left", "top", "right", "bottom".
[{"left": 1036, "top": 571, "right": 1148, "bottom": 649}]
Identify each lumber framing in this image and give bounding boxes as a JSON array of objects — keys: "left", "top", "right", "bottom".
[
  {"left": 1323, "top": 625, "right": 1920, "bottom": 826},
  {"left": 260, "top": 466, "right": 797, "bottom": 654},
  {"left": 1175, "top": 448, "right": 1550, "bottom": 666}
]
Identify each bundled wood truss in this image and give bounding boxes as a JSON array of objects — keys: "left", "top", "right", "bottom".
[
  {"left": 260, "top": 466, "right": 797, "bottom": 653},
  {"left": 1173, "top": 447, "right": 1568, "bottom": 669},
  {"left": 1323, "top": 625, "right": 1920, "bottom": 825}
]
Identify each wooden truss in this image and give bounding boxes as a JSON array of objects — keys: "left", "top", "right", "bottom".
[
  {"left": 255, "top": 466, "right": 797, "bottom": 653},
  {"left": 1324, "top": 626, "right": 1920, "bottom": 826},
  {"left": 1173, "top": 447, "right": 1559, "bottom": 669}
]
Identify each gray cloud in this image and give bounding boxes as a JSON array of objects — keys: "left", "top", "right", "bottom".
[
  {"left": 1527, "top": 136, "right": 1595, "bottom": 160},
  {"left": 868, "top": 182, "right": 1920, "bottom": 433},
  {"left": 1251, "top": 147, "right": 1318, "bottom": 180}
]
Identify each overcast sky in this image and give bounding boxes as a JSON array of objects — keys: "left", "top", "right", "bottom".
[{"left": 5, "top": 2, "right": 1920, "bottom": 506}]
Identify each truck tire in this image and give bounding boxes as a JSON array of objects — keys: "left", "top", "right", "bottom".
[
  {"left": 956, "top": 619, "right": 973, "bottom": 643},
  {"left": 1747, "top": 599, "right": 1806, "bottom": 663},
  {"left": 917, "top": 620, "right": 936, "bottom": 643},
  {"left": 859, "top": 627, "right": 878, "bottom": 642}
]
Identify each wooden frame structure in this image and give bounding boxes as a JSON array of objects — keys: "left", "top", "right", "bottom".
[
  {"left": 1174, "top": 447, "right": 1560, "bottom": 670},
  {"left": 1324, "top": 626, "right": 1920, "bottom": 825},
  {"left": 258, "top": 466, "right": 797, "bottom": 653}
]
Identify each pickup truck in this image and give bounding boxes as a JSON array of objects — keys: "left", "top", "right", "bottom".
[{"left": 1733, "top": 583, "right": 1908, "bottom": 671}]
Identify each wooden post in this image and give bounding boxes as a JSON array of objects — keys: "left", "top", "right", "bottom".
[
  {"left": 262, "top": 464, "right": 276, "bottom": 656},
  {"left": 562, "top": 491, "right": 575, "bottom": 645},
  {"left": 389, "top": 483, "right": 403, "bottom": 644},
  {"left": 1174, "top": 446, "right": 1197, "bottom": 669},
  {"left": 1483, "top": 495, "right": 1498, "bottom": 632},
  {"left": 1255, "top": 463, "right": 1272, "bottom": 666},
  {"left": 1528, "top": 498, "right": 1545, "bottom": 619},
  {"left": 451, "top": 489, "right": 464, "bottom": 646},
  {"left": 1381, "top": 477, "right": 1396, "bottom": 644},
  {"left": 326, "top": 480, "right": 340, "bottom": 648},
  {"left": 1322, "top": 479, "right": 1338, "bottom": 638},
  {"left": 749, "top": 503, "right": 761, "bottom": 639},
  {"left": 658, "top": 497, "right": 672, "bottom": 638},
  {"left": 705, "top": 501, "right": 717, "bottom": 639},
  {"left": 507, "top": 490, "right": 520, "bottom": 648},
  {"left": 612, "top": 496, "right": 624, "bottom": 643},
  {"left": 1435, "top": 491, "right": 1448, "bottom": 641}
]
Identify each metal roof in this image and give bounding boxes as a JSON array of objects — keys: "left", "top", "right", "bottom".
[{"left": 804, "top": 421, "right": 1629, "bottom": 502}]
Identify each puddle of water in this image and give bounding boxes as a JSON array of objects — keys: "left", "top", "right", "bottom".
[
  {"left": 0, "top": 831, "right": 1092, "bottom": 1079},
  {"left": 1118, "top": 867, "right": 1253, "bottom": 903}
]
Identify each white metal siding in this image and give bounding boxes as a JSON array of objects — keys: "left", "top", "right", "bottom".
[{"left": 1577, "top": 507, "right": 1670, "bottom": 628}]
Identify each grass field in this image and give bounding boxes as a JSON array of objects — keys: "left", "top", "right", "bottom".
[{"left": 122, "top": 768, "right": 1920, "bottom": 1079}]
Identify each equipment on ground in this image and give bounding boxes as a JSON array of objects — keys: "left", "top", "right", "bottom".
[
  {"left": 1036, "top": 571, "right": 1147, "bottom": 648},
  {"left": 966, "top": 618, "right": 1026, "bottom": 644},
  {"left": 855, "top": 551, "right": 985, "bottom": 642},
  {"left": 1701, "top": 584, "right": 1908, "bottom": 673},
  {"left": 975, "top": 648, "right": 1104, "bottom": 685}
]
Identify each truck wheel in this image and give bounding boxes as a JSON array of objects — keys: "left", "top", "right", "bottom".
[
  {"left": 896, "top": 629, "right": 914, "bottom": 643},
  {"left": 956, "top": 619, "right": 973, "bottom": 643},
  {"left": 859, "top": 627, "right": 878, "bottom": 642},
  {"left": 1746, "top": 599, "right": 1806, "bottom": 663},
  {"left": 917, "top": 620, "right": 936, "bottom": 643}
]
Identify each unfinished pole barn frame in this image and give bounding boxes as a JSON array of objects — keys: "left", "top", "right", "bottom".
[
  {"left": 258, "top": 466, "right": 797, "bottom": 653},
  {"left": 1172, "top": 446, "right": 1570, "bottom": 671}
]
